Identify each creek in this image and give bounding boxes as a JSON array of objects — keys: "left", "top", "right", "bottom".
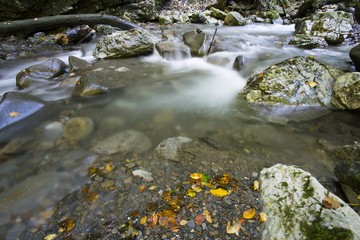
[{"left": 0, "top": 23, "right": 359, "bottom": 237}]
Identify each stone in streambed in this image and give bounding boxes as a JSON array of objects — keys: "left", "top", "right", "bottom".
[
  {"left": 155, "top": 42, "right": 191, "bottom": 60},
  {"left": 16, "top": 58, "right": 66, "bottom": 89},
  {"left": 331, "top": 72, "right": 360, "bottom": 110},
  {"left": 155, "top": 137, "right": 192, "bottom": 162},
  {"left": 183, "top": 28, "right": 210, "bottom": 57},
  {"left": 288, "top": 34, "right": 328, "bottom": 49},
  {"left": 334, "top": 162, "right": 360, "bottom": 194},
  {"left": 91, "top": 130, "right": 151, "bottom": 155},
  {"left": 63, "top": 117, "right": 94, "bottom": 141},
  {"left": 68, "top": 56, "right": 91, "bottom": 73},
  {"left": 224, "top": 12, "right": 246, "bottom": 26},
  {"left": 350, "top": 44, "right": 360, "bottom": 71},
  {"left": 210, "top": 7, "right": 227, "bottom": 20}
]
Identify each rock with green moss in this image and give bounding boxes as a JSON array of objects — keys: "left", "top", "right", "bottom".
[
  {"left": 190, "top": 12, "right": 209, "bottom": 24},
  {"left": 257, "top": 10, "right": 280, "bottom": 22},
  {"left": 295, "top": 11, "right": 354, "bottom": 44},
  {"left": 93, "top": 28, "right": 157, "bottom": 59},
  {"left": 210, "top": 7, "right": 227, "bottom": 20},
  {"left": 349, "top": 44, "right": 360, "bottom": 71},
  {"left": 333, "top": 142, "right": 360, "bottom": 164},
  {"left": 331, "top": 72, "right": 360, "bottom": 110},
  {"left": 224, "top": 11, "right": 246, "bottom": 26},
  {"left": 239, "top": 56, "right": 344, "bottom": 108},
  {"left": 288, "top": 34, "right": 328, "bottom": 49},
  {"left": 335, "top": 162, "right": 360, "bottom": 194},
  {"left": 259, "top": 164, "right": 360, "bottom": 240}
]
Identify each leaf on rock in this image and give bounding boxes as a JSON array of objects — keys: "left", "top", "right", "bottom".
[
  {"left": 86, "top": 192, "right": 99, "bottom": 202},
  {"left": 186, "top": 189, "right": 196, "bottom": 197},
  {"left": 139, "top": 186, "right": 147, "bottom": 192},
  {"left": 260, "top": 212, "right": 268, "bottom": 223},
  {"left": 148, "top": 185, "right": 157, "bottom": 191},
  {"left": 140, "top": 216, "right": 147, "bottom": 225},
  {"left": 191, "top": 184, "right": 202, "bottom": 192},
  {"left": 202, "top": 173, "right": 211, "bottom": 183},
  {"left": 105, "top": 164, "right": 112, "bottom": 172},
  {"left": 195, "top": 214, "right": 205, "bottom": 225},
  {"left": 190, "top": 173, "right": 203, "bottom": 180},
  {"left": 238, "top": 218, "right": 246, "bottom": 224},
  {"left": 180, "top": 219, "right": 188, "bottom": 225},
  {"left": 305, "top": 80, "right": 317, "bottom": 88},
  {"left": 203, "top": 210, "right": 212, "bottom": 223},
  {"left": 210, "top": 188, "right": 228, "bottom": 197},
  {"left": 226, "top": 221, "right": 241, "bottom": 234},
  {"left": 322, "top": 194, "right": 341, "bottom": 210},
  {"left": 9, "top": 112, "right": 20, "bottom": 117},
  {"left": 258, "top": 73, "right": 264, "bottom": 78},
  {"left": 147, "top": 213, "right": 158, "bottom": 227},
  {"left": 58, "top": 217, "right": 75, "bottom": 233},
  {"left": 44, "top": 234, "right": 57, "bottom": 240},
  {"left": 243, "top": 208, "right": 255, "bottom": 219},
  {"left": 252, "top": 180, "right": 259, "bottom": 191}
]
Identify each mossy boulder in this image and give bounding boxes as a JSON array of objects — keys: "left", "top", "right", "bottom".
[
  {"left": 334, "top": 162, "right": 360, "bottom": 194},
  {"left": 210, "top": 7, "right": 227, "bottom": 20},
  {"left": 349, "top": 44, "right": 360, "bottom": 71},
  {"left": 224, "top": 11, "right": 246, "bottom": 26},
  {"left": 189, "top": 12, "right": 209, "bottom": 24},
  {"left": 93, "top": 28, "right": 156, "bottom": 59},
  {"left": 331, "top": 72, "right": 360, "bottom": 110},
  {"left": 295, "top": 11, "right": 354, "bottom": 44},
  {"left": 333, "top": 142, "right": 360, "bottom": 164},
  {"left": 288, "top": 34, "right": 328, "bottom": 49},
  {"left": 239, "top": 56, "right": 344, "bottom": 108}
]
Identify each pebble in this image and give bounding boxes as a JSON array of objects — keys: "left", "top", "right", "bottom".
[
  {"left": 187, "top": 219, "right": 196, "bottom": 228},
  {"left": 63, "top": 117, "right": 94, "bottom": 141},
  {"left": 210, "top": 230, "right": 219, "bottom": 236}
]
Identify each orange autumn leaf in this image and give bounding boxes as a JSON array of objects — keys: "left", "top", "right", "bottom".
[
  {"left": 243, "top": 208, "right": 255, "bottom": 219},
  {"left": 9, "top": 112, "right": 20, "bottom": 117},
  {"left": 58, "top": 217, "right": 75, "bottom": 233},
  {"left": 86, "top": 192, "right": 99, "bottom": 202},
  {"left": 258, "top": 73, "right": 264, "bottom": 77},
  {"left": 190, "top": 173, "right": 203, "bottom": 179},
  {"left": 210, "top": 188, "right": 228, "bottom": 197},
  {"left": 238, "top": 218, "right": 246, "bottom": 224},
  {"left": 252, "top": 180, "right": 259, "bottom": 191},
  {"left": 147, "top": 213, "right": 158, "bottom": 227},
  {"left": 203, "top": 210, "right": 212, "bottom": 223},
  {"left": 170, "top": 226, "right": 180, "bottom": 233},
  {"left": 195, "top": 214, "right": 205, "bottom": 225},
  {"left": 82, "top": 186, "right": 89, "bottom": 193},
  {"left": 322, "top": 194, "right": 341, "bottom": 210},
  {"left": 139, "top": 186, "right": 147, "bottom": 192},
  {"left": 129, "top": 210, "right": 139, "bottom": 217}
]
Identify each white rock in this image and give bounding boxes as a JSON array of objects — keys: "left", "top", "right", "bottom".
[
  {"left": 259, "top": 164, "right": 360, "bottom": 240},
  {"left": 155, "top": 137, "right": 192, "bottom": 162},
  {"left": 132, "top": 169, "right": 153, "bottom": 181}
]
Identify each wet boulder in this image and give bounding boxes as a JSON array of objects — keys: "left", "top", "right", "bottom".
[
  {"left": 93, "top": 28, "right": 156, "bottom": 59},
  {"left": 331, "top": 72, "right": 360, "bottom": 110},
  {"left": 224, "top": 11, "right": 246, "bottom": 26},
  {"left": 288, "top": 34, "right": 328, "bottom": 49},
  {"left": 183, "top": 28, "right": 210, "bottom": 57},
  {"left": 16, "top": 58, "right": 66, "bottom": 89},
  {"left": 239, "top": 56, "right": 344, "bottom": 108},
  {"left": 158, "top": 14, "right": 173, "bottom": 25},
  {"left": 210, "top": 7, "right": 227, "bottom": 20},
  {"left": 155, "top": 42, "right": 191, "bottom": 60},
  {"left": 333, "top": 142, "right": 360, "bottom": 164},
  {"left": 91, "top": 130, "right": 152, "bottom": 155},
  {"left": 155, "top": 136, "right": 192, "bottom": 162},
  {"left": 257, "top": 10, "right": 280, "bottom": 23},
  {"left": 56, "top": 25, "right": 93, "bottom": 45},
  {"left": 190, "top": 12, "right": 209, "bottom": 24},
  {"left": 68, "top": 56, "right": 92, "bottom": 73},
  {"left": 349, "top": 44, "right": 360, "bottom": 71},
  {"left": 335, "top": 162, "right": 360, "bottom": 194},
  {"left": 295, "top": 11, "right": 354, "bottom": 44},
  {"left": 260, "top": 164, "right": 360, "bottom": 240},
  {"left": 233, "top": 55, "right": 245, "bottom": 71}
]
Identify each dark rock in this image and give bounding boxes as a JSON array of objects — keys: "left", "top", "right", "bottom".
[
  {"left": 190, "top": 12, "right": 208, "bottom": 24},
  {"left": 183, "top": 29, "right": 210, "bottom": 57},
  {"left": 333, "top": 142, "right": 360, "bottom": 164},
  {"left": 288, "top": 34, "right": 328, "bottom": 49},
  {"left": 332, "top": 72, "right": 360, "bottom": 110},
  {"left": 155, "top": 42, "right": 191, "bottom": 60},
  {"left": 334, "top": 161, "right": 360, "bottom": 194},
  {"left": 350, "top": 44, "right": 360, "bottom": 71},
  {"left": 233, "top": 55, "right": 245, "bottom": 71},
  {"left": 210, "top": 7, "right": 227, "bottom": 20},
  {"left": 356, "top": 1, "right": 360, "bottom": 23},
  {"left": 56, "top": 25, "right": 94, "bottom": 46},
  {"left": 68, "top": 56, "right": 92, "bottom": 72},
  {"left": 93, "top": 28, "right": 156, "bottom": 59},
  {"left": 16, "top": 58, "right": 66, "bottom": 89},
  {"left": 224, "top": 11, "right": 246, "bottom": 26}
]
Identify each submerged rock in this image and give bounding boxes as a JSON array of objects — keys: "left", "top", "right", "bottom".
[
  {"left": 183, "top": 28, "right": 210, "bottom": 57},
  {"left": 155, "top": 136, "right": 192, "bottom": 162},
  {"left": 349, "top": 44, "right": 360, "bottom": 71},
  {"left": 239, "top": 56, "right": 344, "bottom": 108},
  {"left": 155, "top": 41, "right": 191, "bottom": 60},
  {"left": 288, "top": 34, "right": 328, "bottom": 49},
  {"left": 295, "top": 11, "right": 354, "bottom": 44},
  {"left": 91, "top": 130, "right": 152, "bottom": 155},
  {"left": 224, "top": 11, "right": 246, "bottom": 26},
  {"left": 260, "top": 164, "right": 360, "bottom": 240},
  {"left": 63, "top": 117, "right": 94, "bottom": 141},
  {"left": 335, "top": 161, "right": 360, "bottom": 194},
  {"left": 93, "top": 28, "right": 156, "bottom": 59},
  {"left": 332, "top": 72, "right": 360, "bottom": 110},
  {"left": 16, "top": 58, "right": 66, "bottom": 89}
]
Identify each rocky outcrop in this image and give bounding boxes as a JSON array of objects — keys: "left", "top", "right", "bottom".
[
  {"left": 183, "top": 28, "right": 210, "bottom": 57},
  {"left": 260, "top": 164, "right": 360, "bottom": 240},
  {"left": 210, "top": 7, "right": 227, "bottom": 20},
  {"left": 331, "top": 72, "right": 360, "bottom": 110},
  {"left": 335, "top": 161, "right": 360, "bottom": 194},
  {"left": 224, "top": 11, "right": 246, "bottom": 26},
  {"left": 93, "top": 28, "right": 156, "bottom": 59},
  {"left": 16, "top": 58, "right": 66, "bottom": 89},
  {"left": 295, "top": 11, "right": 354, "bottom": 44},
  {"left": 238, "top": 56, "right": 344, "bottom": 108},
  {"left": 349, "top": 44, "right": 360, "bottom": 71},
  {"left": 288, "top": 34, "right": 328, "bottom": 49},
  {"left": 68, "top": 56, "right": 92, "bottom": 72}
]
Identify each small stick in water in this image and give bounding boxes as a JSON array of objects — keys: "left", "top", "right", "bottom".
[{"left": 207, "top": 27, "right": 218, "bottom": 56}]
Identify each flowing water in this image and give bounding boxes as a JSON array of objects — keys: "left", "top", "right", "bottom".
[{"left": 0, "top": 23, "right": 359, "bottom": 238}]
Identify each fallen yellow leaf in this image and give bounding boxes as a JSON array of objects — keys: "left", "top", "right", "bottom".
[
  {"left": 260, "top": 212, "right": 267, "bottom": 223},
  {"left": 44, "top": 234, "right": 57, "bottom": 240},
  {"left": 140, "top": 216, "right": 147, "bottom": 225},
  {"left": 226, "top": 221, "right": 241, "bottom": 234},
  {"left": 186, "top": 189, "right": 196, "bottom": 197},
  {"left": 258, "top": 73, "right": 264, "bottom": 77},
  {"left": 9, "top": 112, "right": 20, "bottom": 117},
  {"left": 190, "top": 173, "right": 202, "bottom": 179},
  {"left": 322, "top": 194, "right": 341, "bottom": 210},
  {"left": 203, "top": 210, "right": 212, "bottom": 223},
  {"left": 266, "top": 202, "right": 271, "bottom": 206},
  {"left": 148, "top": 185, "right": 157, "bottom": 190},
  {"left": 210, "top": 188, "right": 228, "bottom": 197},
  {"left": 105, "top": 164, "right": 112, "bottom": 172},
  {"left": 309, "top": 55, "right": 315, "bottom": 58},
  {"left": 243, "top": 208, "right": 255, "bottom": 219},
  {"left": 180, "top": 219, "right": 188, "bottom": 225},
  {"left": 252, "top": 180, "right": 260, "bottom": 191},
  {"left": 191, "top": 184, "right": 202, "bottom": 192}
]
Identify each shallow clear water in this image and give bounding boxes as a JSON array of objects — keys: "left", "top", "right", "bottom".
[{"left": 0, "top": 23, "right": 359, "bottom": 237}]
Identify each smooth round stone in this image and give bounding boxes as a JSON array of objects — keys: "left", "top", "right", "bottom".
[{"left": 63, "top": 117, "right": 94, "bottom": 141}]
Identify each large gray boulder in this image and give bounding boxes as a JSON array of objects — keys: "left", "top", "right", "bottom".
[
  {"left": 239, "top": 56, "right": 344, "bottom": 108},
  {"left": 260, "top": 164, "right": 360, "bottom": 240},
  {"left": 349, "top": 44, "right": 360, "bottom": 71},
  {"left": 295, "top": 11, "right": 354, "bottom": 44},
  {"left": 331, "top": 72, "right": 360, "bottom": 110},
  {"left": 16, "top": 58, "right": 66, "bottom": 89},
  {"left": 224, "top": 11, "right": 246, "bottom": 26},
  {"left": 183, "top": 28, "right": 210, "bottom": 57},
  {"left": 93, "top": 28, "right": 156, "bottom": 59},
  {"left": 288, "top": 34, "right": 328, "bottom": 49}
]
